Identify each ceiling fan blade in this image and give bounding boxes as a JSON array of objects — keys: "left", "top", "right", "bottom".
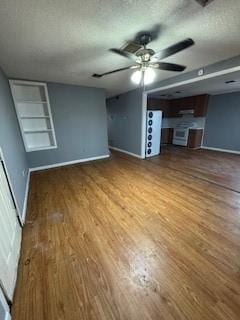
[
  {"left": 92, "top": 65, "right": 139, "bottom": 78},
  {"left": 150, "top": 62, "right": 186, "bottom": 72},
  {"left": 109, "top": 48, "right": 135, "bottom": 60},
  {"left": 154, "top": 38, "right": 194, "bottom": 60}
]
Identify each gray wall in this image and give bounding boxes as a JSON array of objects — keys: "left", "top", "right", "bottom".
[
  {"left": 27, "top": 82, "right": 109, "bottom": 168},
  {"left": 0, "top": 68, "right": 29, "bottom": 218},
  {"left": 203, "top": 92, "right": 240, "bottom": 151},
  {"left": 107, "top": 88, "right": 143, "bottom": 156}
]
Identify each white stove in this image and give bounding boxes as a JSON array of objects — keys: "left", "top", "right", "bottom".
[{"left": 172, "top": 121, "right": 197, "bottom": 146}]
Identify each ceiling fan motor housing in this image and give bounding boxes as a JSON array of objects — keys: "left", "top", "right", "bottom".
[
  {"left": 195, "top": 0, "right": 214, "bottom": 6},
  {"left": 139, "top": 33, "right": 152, "bottom": 46},
  {"left": 136, "top": 48, "right": 155, "bottom": 62}
]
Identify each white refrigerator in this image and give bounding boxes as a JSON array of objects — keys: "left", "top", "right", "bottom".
[{"left": 145, "top": 110, "right": 162, "bottom": 157}]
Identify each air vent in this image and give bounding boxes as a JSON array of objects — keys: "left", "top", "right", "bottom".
[
  {"left": 121, "top": 42, "right": 142, "bottom": 54},
  {"left": 195, "top": 0, "right": 214, "bottom": 6},
  {"left": 225, "top": 80, "right": 236, "bottom": 84}
]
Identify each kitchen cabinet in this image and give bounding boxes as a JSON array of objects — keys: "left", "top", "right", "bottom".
[
  {"left": 193, "top": 95, "right": 209, "bottom": 117},
  {"left": 170, "top": 94, "right": 209, "bottom": 117},
  {"left": 147, "top": 98, "right": 175, "bottom": 117},
  {"left": 187, "top": 129, "right": 203, "bottom": 149},
  {"left": 161, "top": 128, "right": 174, "bottom": 145},
  {"left": 171, "top": 94, "right": 209, "bottom": 117},
  {"left": 147, "top": 94, "right": 209, "bottom": 118}
]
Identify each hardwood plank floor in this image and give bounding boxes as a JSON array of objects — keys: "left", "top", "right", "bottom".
[
  {"left": 149, "top": 145, "right": 240, "bottom": 192},
  {"left": 12, "top": 149, "right": 240, "bottom": 320}
]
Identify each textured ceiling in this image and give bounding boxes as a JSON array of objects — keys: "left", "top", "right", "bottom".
[
  {"left": 0, "top": 0, "right": 240, "bottom": 97},
  {"left": 149, "top": 70, "right": 240, "bottom": 99}
]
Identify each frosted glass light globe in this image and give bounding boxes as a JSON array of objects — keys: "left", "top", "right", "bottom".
[
  {"left": 144, "top": 68, "right": 155, "bottom": 85},
  {"left": 131, "top": 70, "right": 142, "bottom": 84}
]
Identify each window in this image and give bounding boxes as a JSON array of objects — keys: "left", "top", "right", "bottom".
[{"left": 10, "top": 80, "right": 57, "bottom": 152}]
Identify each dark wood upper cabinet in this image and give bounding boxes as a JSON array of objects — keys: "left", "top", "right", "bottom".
[
  {"left": 147, "top": 98, "right": 175, "bottom": 117},
  {"left": 193, "top": 95, "right": 209, "bottom": 117},
  {"left": 147, "top": 94, "right": 209, "bottom": 118}
]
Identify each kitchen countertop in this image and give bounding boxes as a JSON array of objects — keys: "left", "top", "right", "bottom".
[{"left": 162, "top": 126, "right": 204, "bottom": 130}]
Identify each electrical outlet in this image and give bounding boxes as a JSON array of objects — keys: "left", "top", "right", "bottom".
[{"left": 22, "top": 170, "right": 25, "bottom": 177}]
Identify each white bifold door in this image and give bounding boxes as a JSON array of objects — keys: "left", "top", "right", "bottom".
[{"left": 0, "top": 160, "right": 21, "bottom": 301}]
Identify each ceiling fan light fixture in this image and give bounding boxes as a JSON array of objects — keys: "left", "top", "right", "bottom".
[
  {"left": 131, "top": 70, "right": 142, "bottom": 85},
  {"left": 144, "top": 68, "right": 155, "bottom": 85},
  {"left": 131, "top": 68, "right": 156, "bottom": 85}
]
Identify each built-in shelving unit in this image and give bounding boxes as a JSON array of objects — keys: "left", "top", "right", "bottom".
[{"left": 9, "top": 80, "right": 57, "bottom": 152}]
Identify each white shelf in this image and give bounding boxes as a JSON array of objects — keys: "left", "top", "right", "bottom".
[
  {"left": 27, "top": 145, "right": 57, "bottom": 152},
  {"left": 17, "top": 100, "right": 47, "bottom": 104},
  {"left": 24, "top": 129, "right": 52, "bottom": 134},
  {"left": 20, "top": 116, "right": 50, "bottom": 119},
  {"left": 9, "top": 80, "right": 57, "bottom": 152}
]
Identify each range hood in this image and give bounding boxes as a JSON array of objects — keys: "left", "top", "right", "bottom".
[{"left": 178, "top": 109, "right": 194, "bottom": 115}]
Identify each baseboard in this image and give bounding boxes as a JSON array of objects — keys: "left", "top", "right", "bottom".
[
  {"left": 20, "top": 169, "right": 30, "bottom": 225},
  {"left": 109, "top": 146, "right": 144, "bottom": 159},
  {"left": 29, "top": 154, "right": 110, "bottom": 172},
  {"left": 201, "top": 146, "right": 240, "bottom": 155}
]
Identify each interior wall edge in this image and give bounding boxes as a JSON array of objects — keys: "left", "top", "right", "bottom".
[{"left": 109, "top": 146, "right": 143, "bottom": 159}]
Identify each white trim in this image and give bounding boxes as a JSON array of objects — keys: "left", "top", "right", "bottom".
[
  {"left": 109, "top": 146, "right": 143, "bottom": 159},
  {"left": 44, "top": 82, "right": 58, "bottom": 149},
  {"left": 141, "top": 92, "right": 147, "bottom": 159},
  {"left": 20, "top": 169, "right": 30, "bottom": 225},
  {"left": 26, "top": 145, "right": 58, "bottom": 152},
  {"left": 145, "top": 65, "right": 240, "bottom": 95},
  {"left": 201, "top": 146, "right": 240, "bottom": 155},
  {"left": 9, "top": 79, "right": 46, "bottom": 86},
  {"left": 141, "top": 65, "right": 240, "bottom": 157},
  {"left": 29, "top": 154, "right": 110, "bottom": 172}
]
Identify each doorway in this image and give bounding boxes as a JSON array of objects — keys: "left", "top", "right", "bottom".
[{"left": 141, "top": 65, "right": 240, "bottom": 158}]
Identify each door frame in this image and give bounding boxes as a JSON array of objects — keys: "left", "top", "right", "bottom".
[
  {"left": 141, "top": 65, "right": 240, "bottom": 158},
  {"left": 0, "top": 147, "right": 21, "bottom": 224}
]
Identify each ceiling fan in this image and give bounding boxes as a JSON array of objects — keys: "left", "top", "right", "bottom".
[
  {"left": 92, "top": 33, "right": 194, "bottom": 85},
  {"left": 195, "top": 0, "right": 214, "bottom": 6}
]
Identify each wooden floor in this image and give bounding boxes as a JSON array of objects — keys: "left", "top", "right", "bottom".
[
  {"left": 148, "top": 146, "right": 240, "bottom": 192},
  {"left": 12, "top": 147, "right": 240, "bottom": 320}
]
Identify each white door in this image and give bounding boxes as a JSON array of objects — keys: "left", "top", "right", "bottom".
[
  {"left": 0, "top": 160, "right": 21, "bottom": 301},
  {"left": 0, "top": 287, "right": 11, "bottom": 320}
]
